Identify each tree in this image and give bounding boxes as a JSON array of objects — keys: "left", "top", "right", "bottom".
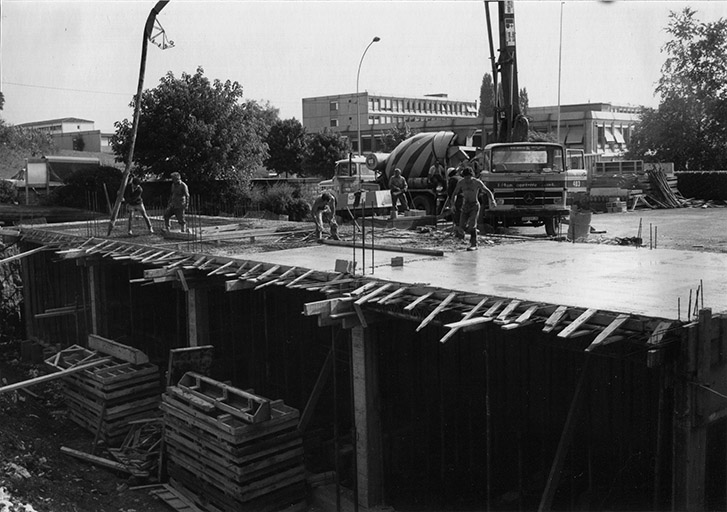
[
  {"left": 519, "top": 88, "right": 530, "bottom": 116},
  {"left": 301, "top": 130, "right": 351, "bottom": 179},
  {"left": 379, "top": 123, "right": 415, "bottom": 152},
  {"left": 628, "top": 8, "right": 727, "bottom": 169},
  {"left": 264, "top": 118, "right": 306, "bottom": 176},
  {"left": 0, "top": 120, "right": 55, "bottom": 181},
  {"left": 478, "top": 73, "right": 495, "bottom": 118},
  {"left": 110, "top": 67, "right": 275, "bottom": 182}
]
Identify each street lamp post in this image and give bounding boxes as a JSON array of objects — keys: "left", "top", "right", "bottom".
[{"left": 356, "top": 36, "right": 380, "bottom": 156}]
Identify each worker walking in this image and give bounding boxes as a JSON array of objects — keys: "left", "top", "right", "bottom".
[
  {"left": 163, "top": 172, "right": 189, "bottom": 232},
  {"left": 311, "top": 192, "right": 340, "bottom": 241},
  {"left": 124, "top": 177, "right": 154, "bottom": 236},
  {"left": 450, "top": 167, "right": 496, "bottom": 251},
  {"left": 389, "top": 167, "right": 410, "bottom": 213}
]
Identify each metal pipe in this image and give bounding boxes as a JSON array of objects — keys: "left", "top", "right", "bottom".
[{"left": 107, "top": 0, "right": 171, "bottom": 235}]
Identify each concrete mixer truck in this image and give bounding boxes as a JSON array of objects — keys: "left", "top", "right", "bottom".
[{"left": 364, "top": 131, "right": 587, "bottom": 235}]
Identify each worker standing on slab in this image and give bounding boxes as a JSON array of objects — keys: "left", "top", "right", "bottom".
[
  {"left": 124, "top": 177, "right": 154, "bottom": 236},
  {"left": 311, "top": 192, "right": 340, "bottom": 241},
  {"left": 389, "top": 167, "right": 410, "bottom": 213},
  {"left": 451, "top": 167, "right": 495, "bottom": 251},
  {"left": 163, "top": 172, "right": 189, "bottom": 232},
  {"left": 446, "top": 167, "right": 463, "bottom": 238}
]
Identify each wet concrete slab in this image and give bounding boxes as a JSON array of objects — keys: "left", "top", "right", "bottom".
[{"left": 240, "top": 241, "right": 727, "bottom": 320}]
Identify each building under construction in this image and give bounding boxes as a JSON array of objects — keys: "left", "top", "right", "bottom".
[{"left": 4, "top": 215, "right": 727, "bottom": 512}]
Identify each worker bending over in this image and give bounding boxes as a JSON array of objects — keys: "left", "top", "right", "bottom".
[
  {"left": 450, "top": 167, "right": 496, "bottom": 251},
  {"left": 311, "top": 192, "right": 340, "bottom": 241}
]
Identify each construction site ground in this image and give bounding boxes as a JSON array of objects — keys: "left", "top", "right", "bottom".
[{"left": 1, "top": 204, "right": 727, "bottom": 512}]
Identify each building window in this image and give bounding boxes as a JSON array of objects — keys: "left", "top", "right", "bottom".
[
  {"left": 330, "top": 119, "right": 339, "bottom": 127},
  {"left": 330, "top": 101, "right": 339, "bottom": 111}
]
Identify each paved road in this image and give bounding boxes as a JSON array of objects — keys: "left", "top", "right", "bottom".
[{"left": 517, "top": 206, "right": 727, "bottom": 253}]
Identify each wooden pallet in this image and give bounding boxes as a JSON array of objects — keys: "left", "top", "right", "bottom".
[{"left": 150, "top": 484, "right": 206, "bottom": 512}]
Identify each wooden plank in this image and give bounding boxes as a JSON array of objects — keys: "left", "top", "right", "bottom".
[
  {"left": 502, "top": 304, "right": 540, "bottom": 330},
  {"left": 176, "top": 269, "right": 189, "bottom": 292},
  {"left": 440, "top": 297, "right": 488, "bottom": 344},
  {"left": 496, "top": 299, "right": 521, "bottom": 323},
  {"left": 404, "top": 291, "right": 433, "bottom": 311},
  {"left": 207, "top": 260, "right": 234, "bottom": 276},
  {"left": 483, "top": 300, "right": 505, "bottom": 319},
  {"left": 354, "top": 283, "right": 393, "bottom": 306},
  {"left": 89, "top": 334, "right": 149, "bottom": 364},
  {"left": 585, "top": 314, "right": 630, "bottom": 352},
  {"left": 416, "top": 292, "right": 456, "bottom": 332},
  {"left": 376, "top": 287, "right": 406, "bottom": 305},
  {"left": 0, "top": 246, "right": 47, "bottom": 265},
  {"left": 0, "top": 357, "right": 113, "bottom": 394},
  {"left": 252, "top": 264, "right": 281, "bottom": 282},
  {"left": 285, "top": 269, "right": 315, "bottom": 288},
  {"left": 61, "top": 446, "right": 133, "bottom": 474},
  {"left": 557, "top": 308, "right": 598, "bottom": 338},
  {"left": 542, "top": 305, "right": 569, "bottom": 333},
  {"left": 320, "top": 238, "right": 444, "bottom": 256},
  {"left": 254, "top": 266, "right": 297, "bottom": 290}
]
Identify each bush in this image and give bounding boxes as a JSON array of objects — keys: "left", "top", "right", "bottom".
[
  {"left": 46, "top": 166, "right": 123, "bottom": 210},
  {"left": 0, "top": 181, "right": 18, "bottom": 204},
  {"left": 287, "top": 197, "right": 311, "bottom": 221},
  {"left": 259, "top": 183, "right": 296, "bottom": 215}
]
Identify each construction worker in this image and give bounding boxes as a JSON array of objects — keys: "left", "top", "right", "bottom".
[
  {"left": 163, "top": 172, "right": 189, "bottom": 232},
  {"left": 311, "top": 192, "right": 340, "bottom": 241},
  {"left": 446, "top": 167, "right": 463, "bottom": 238},
  {"left": 428, "top": 159, "right": 446, "bottom": 191},
  {"left": 389, "top": 167, "right": 410, "bottom": 212},
  {"left": 124, "top": 177, "right": 154, "bottom": 236},
  {"left": 450, "top": 167, "right": 496, "bottom": 251}
]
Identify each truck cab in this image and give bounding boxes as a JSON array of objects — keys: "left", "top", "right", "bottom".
[
  {"left": 319, "top": 156, "right": 390, "bottom": 213},
  {"left": 478, "top": 142, "right": 588, "bottom": 235}
]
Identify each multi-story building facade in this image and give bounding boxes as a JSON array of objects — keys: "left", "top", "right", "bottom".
[
  {"left": 302, "top": 92, "right": 479, "bottom": 153},
  {"left": 17, "top": 117, "right": 114, "bottom": 153},
  {"left": 303, "top": 93, "right": 642, "bottom": 159}
]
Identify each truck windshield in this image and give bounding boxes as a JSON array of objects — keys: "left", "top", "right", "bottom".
[
  {"left": 490, "top": 146, "right": 564, "bottom": 173},
  {"left": 335, "top": 162, "right": 358, "bottom": 177}
]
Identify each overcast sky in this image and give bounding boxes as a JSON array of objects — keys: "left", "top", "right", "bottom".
[{"left": 2, "top": 0, "right": 726, "bottom": 133}]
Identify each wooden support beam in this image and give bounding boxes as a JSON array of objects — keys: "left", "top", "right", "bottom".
[
  {"left": 252, "top": 265, "right": 281, "bottom": 282},
  {"left": 404, "top": 291, "right": 433, "bottom": 311},
  {"left": 0, "top": 357, "right": 113, "bottom": 394},
  {"left": 207, "top": 260, "right": 234, "bottom": 276},
  {"left": 286, "top": 269, "right": 315, "bottom": 288},
  {"left": 0, "top": 246, "right": 47, "bottom": 265},
  {"left": 140, "top": 250, "right": 165, "bottom": 263},
  {"left": 61, "top": 446, "right": 133, "bottom": 474},
  {"left": 416, "top": 292, "right": 456, "bottom": 332},
  {"left": 502, "top": 304, "right": 540, "bottom": 330},
  {"left": 557, "top": 308, "right": 598, "bottom": 338},
  {"left": 538, "top": 356, "right": 594, "bottom": 512},
  {"left": 237, "top": 263, "right": 262, "bottom": 279},
  {"left": 88, "top": 334, "right": 149, "bottom": 364},
  {"left": 298, "top": 347, "right": 334, "bottom": 433},
  {"left": 648, "top": 321, "right": 673, "bottom": 345},
  {"left": 376, "top": 287, "right": 406, "bottom": 305},
  {"left": 35, "top": 305, "right": 83, "bottom": 319},
  {"left": 542, "top": 305, "right": 569, "bottom": 333},
  {"left": 585, "top": 314, "right": 630, "bottom": 352},
  {"left": 355, "top": 284, "right": 393, "bottom": 306},
  {"left": 440, "top": 297, "right": 488, "bottom": 343},
  {"left": 347, "top": 282, "right": 377, "bottom": 297},
  {"left": 254, "top": 266, "right": 298, "bottom": 290},
  {"left": 496, "top": 299, "right": 521, "bottom": 323},
  {"left": 176, "top": 269, "right": 189, "bottom": 292},
  {"left": 225, "top": 279, "right": 255, "bottom": 292}
]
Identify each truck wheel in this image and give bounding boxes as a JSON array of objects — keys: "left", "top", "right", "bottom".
[
  {"left": 412, "top": 195, "right": 435, "bottom": 215},
  {"left": 544, "top": 217, "right": 561, "bottom": 236}
]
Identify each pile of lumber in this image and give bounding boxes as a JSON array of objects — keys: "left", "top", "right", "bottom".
[
  {"left": 160, "top": 372, "right": 306, "bottom": 512},
  {"left": 45, "top": 335, "right": 161, "bottom": 447},
  {"left": 644, "top": 169, "right": 686, "bottom": 208}
]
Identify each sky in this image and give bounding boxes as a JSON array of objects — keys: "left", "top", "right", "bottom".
[{"left": 1, "top": 0, "right": 726, "bottom": 133}]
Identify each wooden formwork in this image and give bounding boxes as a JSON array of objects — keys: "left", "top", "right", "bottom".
[{"left": 160, "top": 372, "right": 306, "bottom": 512}]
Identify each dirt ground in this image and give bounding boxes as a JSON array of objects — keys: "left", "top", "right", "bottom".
[
  {"left": 0, "top": 349, "right": 170, "bottom": 512},
  {"left": 2, "top": 204, "right": 726, "bottom": 512}
]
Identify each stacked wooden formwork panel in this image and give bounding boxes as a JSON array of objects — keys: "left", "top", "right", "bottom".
[
  {"left": 161, "top": 372, "right": 306, "bottom": 512},
  {"left": 45, "top": 338, "right": 161, "bottom": 447}
]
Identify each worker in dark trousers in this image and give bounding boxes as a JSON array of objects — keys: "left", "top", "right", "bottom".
[
  {"left": 311, "top": 192, "right": 340, "bottom": 241},
  {"left": 446, "top": 167, "right": 463, "bottom": 238},
  {"left": 163, "top": 172, "right": 189, "bottom": 232},
  {"left": 450, "top": 167, "right": 496, "bottom": 251},
  {"left": 124, "top": 177, "right": 154, "bottom": 236},
  {"left": 389, "top": 168, "right": 410, "bottom": 212}
]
